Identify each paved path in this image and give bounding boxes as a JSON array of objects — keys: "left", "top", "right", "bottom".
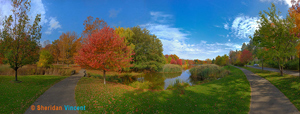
[
  {"left": 248, "top": 66, "right": 299, "bottom": 76},
  {"left": 235, "top": 66, "right": 299, "bottom": 114},
  {"left": 24, "top": 69, "right": 85, "bottom": 114}
]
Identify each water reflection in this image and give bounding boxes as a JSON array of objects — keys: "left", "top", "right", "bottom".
[{"left": 137, "top": 69, "right": 198, "bottom": 89}]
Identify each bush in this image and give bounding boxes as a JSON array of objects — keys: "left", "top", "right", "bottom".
[
  {"left": 189, "top": 64, "right": 230, "bottom": 81},
  {"left": 159, "top": 64, "right": 183, "bottom": 73},
  {"left": 285, "top": 59, "right": 299, "bottom": 70}
]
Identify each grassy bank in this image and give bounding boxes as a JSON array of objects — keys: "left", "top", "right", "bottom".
[
  {"left": 190, "top": 64, "right": 230, "bottom": 81},
  {"left": 75, "top": 66, "right": 250, "bottom": 113},
  {"left": 159, "top": 64, "right": 183, "bottom": 73},
  {"left": 0, "top": 75, "right": 68, "bottom": 114},
  {"left": 242, "top": 67, "right": 300, "bottom": 110}
]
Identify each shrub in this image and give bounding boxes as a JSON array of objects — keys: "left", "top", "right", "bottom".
[
  {"left": 159, "top": 64, "right": 183, "bottom": 73},
  {"left": 189, "top": 64, "right": 230, "bottom": 81},
  {"left": 36, "top": 50, "right": 54, "bottom": 68},
  {"left": 284, "top": 59, "right": 299, "bottom": 70}
]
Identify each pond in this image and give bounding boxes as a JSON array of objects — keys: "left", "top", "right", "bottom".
[{"left": 137, "top": 70, "right": 199, "bottom": 89}]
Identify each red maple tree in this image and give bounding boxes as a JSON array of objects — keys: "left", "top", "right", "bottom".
[
  {"left": 170, "top": 59, "right": 177, "bottom": 64},
  {"left": 240, "top": 49, "right": 253, "bottom": 67},
  {"left": 74, "top": 27, "right": 133, "bottom": 84},
  {"left": 177, "top": 59, "right": 182, "bottom": 65}
]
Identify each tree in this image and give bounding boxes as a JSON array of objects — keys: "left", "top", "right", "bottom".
[
  {"left": 289, "top": 0, "right": 300, "bottom": 77},
  {"left": 115, "top": 27, "right": 135, "bottom": 71},
  {"left": 0, "top": 0, "right": 41, "bottom": 81},
  {"left": 75, "top": 27, "right": 133, "bottom": 84},
  {"left": 37, "top": 50, "right": 54, "bottom": 68},
  {"left": 170, "top": 54, "right": 179, "bottom": 61},
  {"left": 49, "top": 39, "right": 60, "bottom": 64},
  {"left": 170, "top": 59, "right": 177, "bottom": 64},
  {"left": 130, "top": 26, "right": 165, "bottom": 71},
  {"left": 177, "top": 59, "right": 182, "bottom": 65},
  {"left": 206, "top": 58, "right": 212, "bottom": 64},
  {"left": 252, "top": 3, "right": 298, "bottom": 76},
  {"left": 240, "top": 49, "right": 253, "bottom": 67},
  {"left": 212, "top": 58, "right": 215, "bottom": 64},
  {"left": 82, "top": 16, "right": 107, "bottom": 39},
  {"left": 167, "top": 56, "right": 172, "bottom": 63},
  {"left": 58, "top": 31, "right": 79, "bottom": 67},
  {"left": 188, "top": 60, "right": 194, "bottom": 65},
  {"left": 241, "top": 43, "right": 247, "bottom": 51}
]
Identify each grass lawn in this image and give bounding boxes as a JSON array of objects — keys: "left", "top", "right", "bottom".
[
  {"left": 0, "top": 75, "right": 68, "bottom": 114},
  {"left": 75, "top": 66, "right": 251, "bottom": 113},
  {"left": 242, "top": 67, "right": 300, "bottom": 111}
]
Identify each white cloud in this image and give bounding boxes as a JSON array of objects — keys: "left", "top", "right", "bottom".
[
  {"left": 228, "top": 39, "right": 231, "bottom": 41},
  {"left": 150, "top": 11, "right": 173, "bottom": 23},
  {"left": 29, "top": 0, "right": 48, "bottom": 25},
  {"left": 230, "top": 14, "right": 259, "bottom": 39},
  {"left": 224, "top": 23, "right": 229, "bottom": 30},
  {"left": 45, "top": 17, "right": 61, "bottom": 34},
  {"left": 109, "top": 9, "right": 121, "bottom": 18},
  {"left": 259, "top": 0, "right": 292, "bottom": 7},
  {"left": 0, "top": 0, "right": 61, "bottom": 35},
  {"left": 141, "top": 11, "right": 243, "bottom": 59}
]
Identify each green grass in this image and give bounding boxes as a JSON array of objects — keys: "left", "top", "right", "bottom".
[
  {"left": 0, "top": 75, "right": 68, "bottom": 114},
  {"left": 242, "top": 67, "right": 300, "bottom": 111},
  {"left": 75, "top": 66, "right": 250, "bottom": 113}
]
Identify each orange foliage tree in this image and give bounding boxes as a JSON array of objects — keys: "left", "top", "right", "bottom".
[
  {"left": 240, "top": 49, "right": 253, "bottom": 67},
  {"left": 74, "top": 27, "right": 133, "bottom": 84},
  {"left": 58, "top": 31, "right": 80, "bottom": 67},
  {"left": 82, "top": 16, "right": 107, "bottom": 39}
]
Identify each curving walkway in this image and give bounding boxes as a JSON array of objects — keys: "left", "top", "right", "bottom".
[
  {"left": 248, "top": 66, "right": 299, "bottom": 76},
  {"left": 235, "top": 66, "right": 299, "bottom": 114},
  {"left": 24, "top": 69, "right": 85, "bottom": 114}
]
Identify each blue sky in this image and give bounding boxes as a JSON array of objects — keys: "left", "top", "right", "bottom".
[{"left": 0, "top": 0, "right": 293, "bottom": 60}]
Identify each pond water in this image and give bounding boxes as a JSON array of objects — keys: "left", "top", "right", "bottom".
[{"left": 137, "top": 70, "right": 199, "bottom": 89}]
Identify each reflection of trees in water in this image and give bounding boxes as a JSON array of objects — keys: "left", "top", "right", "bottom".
[
  {"left": 163, "top": 73, "right": 181, "bottom": 79},
  {"left": 188, "top": 76, "right": 200, "bottom": 85},
  {"left": 138, "top": 73, "right": 165, "bottom": 89}
]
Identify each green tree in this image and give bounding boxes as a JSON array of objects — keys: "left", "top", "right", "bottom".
[
  {"left": 0, "top": 0, "right": 41, "bottom": 81},
  {"left": 241, "top": 43, "right": 247, "bottom": 51},
  {"left": 252, "top": 3, "right": 298, "bottom": 76},
  {"left": 130, "top": 26, "right": 165, "bottom": 71},
  {"left": 37, "top": 50, "right": 54, "bottom": 68}
]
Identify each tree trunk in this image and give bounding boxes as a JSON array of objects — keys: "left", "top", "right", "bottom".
[
  {"left": 103, "top": 70, "right": 106, "bottom": 85},
  {"left": 14, "top": 67, "right": 18, "bottom": 81},
  {"left": 299, "top": 57, "right": 300, "bottom": 77},
  {"left": 280, "top": 66, "right": 284, "bottom": 76},
  {"left": 262, "top": 58, "right": 264, "bottom": 71},
  {"left": 279, "top": 60, "right": 283, "bottom": 76}
]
